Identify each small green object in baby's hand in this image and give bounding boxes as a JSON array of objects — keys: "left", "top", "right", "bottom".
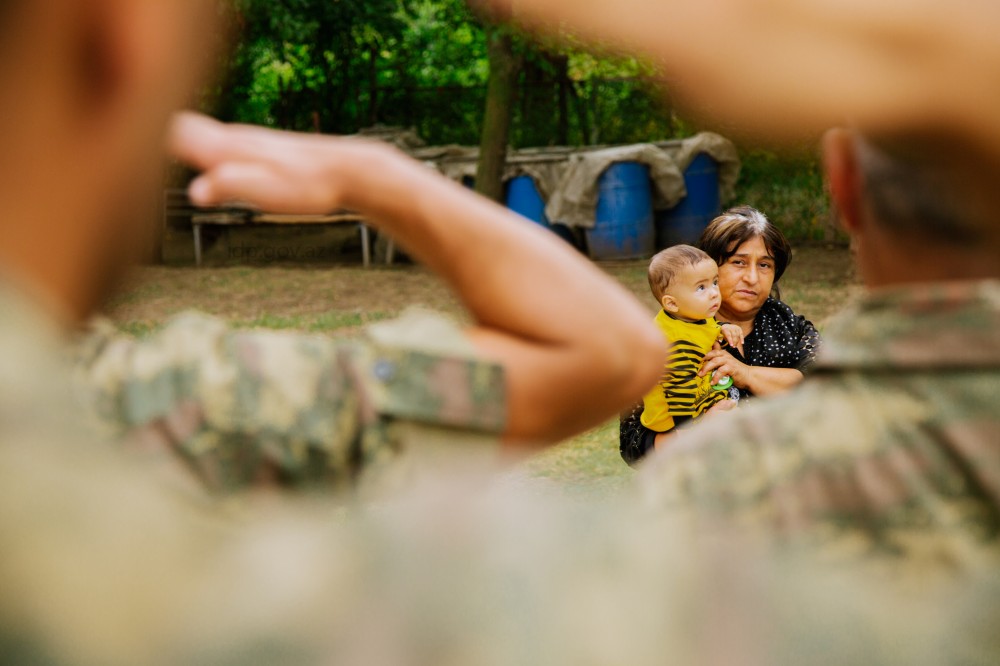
[{"left": 712, "top": 375, "right": 734, "bottom": 391}]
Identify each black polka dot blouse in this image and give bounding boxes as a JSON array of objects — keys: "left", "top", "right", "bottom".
[
  {"left": 718, "top": 297, "right": 821, "bottom": 401},
  {"left": 619, "top": 297, "right": 821, "bottom": 466}
]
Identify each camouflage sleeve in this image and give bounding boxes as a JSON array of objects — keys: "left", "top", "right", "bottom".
[
  {"left": 73, "top": 310, "right": 505, "bottom": 494},
  {"left": 4, "top": 427, "right": 952, "bottom": 666},
  {"left": 634, "top": 368, "right": 1000, "bottom": 572}
]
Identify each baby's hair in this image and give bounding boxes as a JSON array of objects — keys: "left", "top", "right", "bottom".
[{"left": 647, "top": 245, "right": 713, "bottom": 302}]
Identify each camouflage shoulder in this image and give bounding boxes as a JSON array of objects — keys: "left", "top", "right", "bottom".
[
  {"left": 73, "top": 312, "right": 372, "bottom": 492},
  {"left": 359, "top": 308, "right": 506, "bottom": 433},
  {"left": 818, "top": 279, "right": 1000, "bottom": 369}
]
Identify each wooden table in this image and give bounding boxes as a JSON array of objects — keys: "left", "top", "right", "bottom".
[{"left": 187, "top": 209, "right": 373, "bottom": 267}]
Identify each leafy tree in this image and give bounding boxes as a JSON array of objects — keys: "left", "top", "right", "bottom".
[
  {"left": 218, "top": 0, "right": 405, "bottom": 132},
  {"left": 475, "top": 26, "right": 522, "bottom": 201},
  {"left": 194, "top": 2, "right": 828, "bottom": 244},
  {"left": 208, "top": 0, "right": 677, "bottom": 147}
]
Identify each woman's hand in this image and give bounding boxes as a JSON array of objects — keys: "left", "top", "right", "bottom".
[
  {"left": 701, "top": 350, "right": 808, "bottom": 397},
  {"left": 699, "top": 349, "right": 750, "bottom": 389}
]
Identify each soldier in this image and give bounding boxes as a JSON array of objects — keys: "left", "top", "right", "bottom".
[
  {"left": 632, "top": 128, "right": 1000, "bottom": 574},
  {"left": 1, "top": 0, "right": 998, "bottom": 664}
]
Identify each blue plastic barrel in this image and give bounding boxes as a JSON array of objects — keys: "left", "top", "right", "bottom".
[
  {"left": 505, "top": 175, "right": 551, "bottom": 228},
  {"left": 656, "top": 153, "right": 720, "bottom": 248},
  {"left": 586, "top": 162, "right": 655, "bottom": 260}
]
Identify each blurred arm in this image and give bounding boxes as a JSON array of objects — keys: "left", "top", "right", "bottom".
[
  {"left": 480, "top": 0, "right": 1000, "bottom": 159},
  {"left": 169, "top": 113, "right": 665, "bottom": 445}
]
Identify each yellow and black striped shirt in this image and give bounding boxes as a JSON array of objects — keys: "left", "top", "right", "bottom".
[{"left": 641, "top": 310, "right": 727, "bottom": 432}]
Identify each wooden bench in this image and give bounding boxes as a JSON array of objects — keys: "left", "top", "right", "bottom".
[{"left": 164, "top": 188, "right": 374, "bottom": 267}]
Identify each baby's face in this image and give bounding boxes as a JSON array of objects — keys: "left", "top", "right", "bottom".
[{"left": 664, "top": 259, "right": 722, "bottom": 321}]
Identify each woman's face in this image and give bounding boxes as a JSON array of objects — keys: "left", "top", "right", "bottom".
[{"left": 717, "top": 236, "right": 776, "bottom": 319}]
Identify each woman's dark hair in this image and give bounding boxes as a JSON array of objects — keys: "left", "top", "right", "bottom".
[{"left": 698, "top": 205, "right": 793, "bottom": 283}]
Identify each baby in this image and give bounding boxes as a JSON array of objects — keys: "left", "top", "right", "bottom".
[{"left": 640, "top": 245, "right": 743, "bottom": 444}]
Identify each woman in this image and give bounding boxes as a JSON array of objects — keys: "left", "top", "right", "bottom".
[{"left": 620, "top": 205, "right": 821, "bottom": 465}]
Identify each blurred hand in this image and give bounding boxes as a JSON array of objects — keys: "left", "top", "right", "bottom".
[
  {"left": 480, "top": 0, "right": 1000, "bottom": 166},
  {"left": 168, "top": 112, "right": 394, "bottom": 214},
  {"left": 705, "top": 399, "right": 738, "bottom": 417}
]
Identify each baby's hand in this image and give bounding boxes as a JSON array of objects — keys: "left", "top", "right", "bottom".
[
  {"left": 706, "top": 399, "right": 738, "bottom": 417},
  {"left": 718, "top": 323, "right": 745, "bottom": 353}
]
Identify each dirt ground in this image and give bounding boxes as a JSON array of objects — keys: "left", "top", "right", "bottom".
[
  {"left": 116, "top": 225, "right": 858, "bottom": 332},
  {"left": 107, "top": 234, "right": 859, "bottom": 493}
]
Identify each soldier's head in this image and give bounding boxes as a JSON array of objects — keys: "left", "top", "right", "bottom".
[
  {"left": 823, "top": 128, "right": 1000, "bottom": 287},
  {"left": 0, "top": 0, "right": 219, "bottom": 325}
]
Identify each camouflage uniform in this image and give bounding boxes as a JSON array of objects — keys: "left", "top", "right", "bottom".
[
  {"left": 637, "top": 280, "right": 1000, "bottom": 575},
  {"left": 1, "top": 280, "right": 997, "bottom": 664},
  {"left": 72, "top": 308, "right": 505, "bottom": 495}
]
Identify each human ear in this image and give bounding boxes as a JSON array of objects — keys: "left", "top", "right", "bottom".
[
  {"left": 822, "top": 128, "right": 863, "bottom": 237},
  {"left": 73, "top": 0, "right": 218, "bottom": 128},
  {"left": 71, "top": 0, "right": 140, "bottom": 121},
  {"left": 661, "top": 295, "right": 678, "bottom": 313}
]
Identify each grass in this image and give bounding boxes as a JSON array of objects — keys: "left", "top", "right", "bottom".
[
  {"left": 105, "top": 245, "right": 858, "bottom": 494},
  {"left": 519, "top": 420, "right": 634, "bottom": 498}
]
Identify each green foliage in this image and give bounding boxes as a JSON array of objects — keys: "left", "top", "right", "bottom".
[
  {"left": 377, "top": 0, "right": 491, "bottom": 144},
  {"left": 116, "top": 321, "right": 160, "bottom": 339},
  {"left": 731, "top": 151, "right": 842, "bottom": 243},
  {"left": 308, "top": 310, "right": 392, "bottom": 332},
  {"left": 204, "top": 2, "right": 831, "bottom": 241},
  {"left": 214, "top": 0, "right": 409, "bottom": 131},
  {"left": 118, "top": 311, "right": 393, "bottom": 338},
  {"left": 566, "top": 50, "right": 651, "bottom": 81},
  {"left": 521, "top": 419, "right": 632, "bottom": 498},
  {"left": 208, "top": 0, "right": 677, "bottom": 147},
  {"left": 397, "top": 0, "right": 489, "bottom": 86},
  {"left": 241, "top": 313, "right": 304, "bottom": 330},
  {"left": 565, "top": 78, "right": 675, "bottom": 146}
]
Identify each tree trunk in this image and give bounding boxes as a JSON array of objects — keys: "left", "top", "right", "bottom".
[
  {"left": 475, "top": 29, "right": 521, "bottom": 203},
  {"left": 367, "top": 43, "right": 380, "bottom": 126},
  {"left": 574, "top": 80, "right": 592, "bottom": 146},
  {"left": 553, "top": 54, "right": 570, "bottom": 146},
  {"left": 519, "top": 57, "right": 545, "bottom": 147}
]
